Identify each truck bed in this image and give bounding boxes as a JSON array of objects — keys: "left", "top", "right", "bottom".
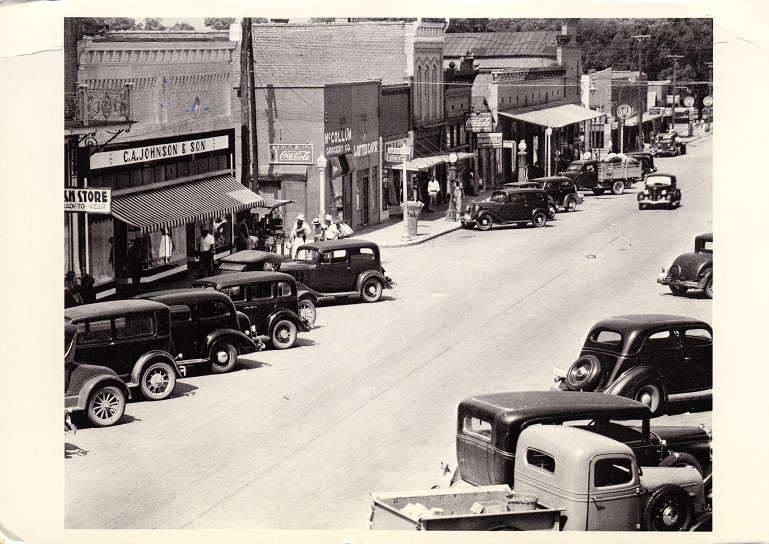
[
  {"left": 370, "top": 485, "right": 563, "bottom": 531},
  {"left": 598, "top": 160, "right": 643, "bottom": 181}
]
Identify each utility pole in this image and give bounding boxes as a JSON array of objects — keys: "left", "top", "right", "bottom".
[
  {"left": 705, "top": 61, "right": 713, "bottom": 133},
  {"left": 239, "top": 19, "right": 251, "bottom": 188},
  {"left": 667, "top": 54, "right": 683, "bottom": 132},
  {"left": 632, "top": 35, "right": 650, "bottom": 150},
  {"left": 246, "top": 18, "right": 259, "bottom": 192}
]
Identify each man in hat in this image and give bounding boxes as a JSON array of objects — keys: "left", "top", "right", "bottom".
[
  {"left": 288, "top": 213, "right": 312, "bottom": 258},
  {"left": 311, "top": 217, "right": 323, "bottom": 242},
  {"left": 198, "top": 227, "right": 215, "bottom": 278},
  {"left": 322, "top": 213, "right": 340, "bottom": 240}
]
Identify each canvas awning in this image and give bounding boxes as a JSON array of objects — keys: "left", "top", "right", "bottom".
[
  {"left": 498, "top": 104, "right": 605, "bottom": 128},
  {"left": 397, "top": 151, "right": 475, "bottom": 171},
  {"left": 624, "top": 112, "right": 663, "bottom": 127},
  {"left": 111, "top": 174, "right": 265, "bottom": 234}
]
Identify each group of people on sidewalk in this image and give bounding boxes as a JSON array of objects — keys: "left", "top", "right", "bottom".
[{"left": 287, "top": 213, "right": 345, "bottom": 258}]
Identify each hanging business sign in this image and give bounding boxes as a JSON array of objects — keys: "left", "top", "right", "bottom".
[
  {"left": 269, "top": 144, "right": 313, "bottom": 164},
  {"left": 477, "top": 132, "right": 503, "bottom": 148},
  {"left": 324, "top": 128, "right": 353, "bottom": 157},
  {"left": 90, "top": 135, "right": 229, "bottom": 170},
  {"left": 64, "top": 188, "right": 112, "bottom": 214},
  {"left": 353, "top": 140, "right": 379, "bottom": 158},
  {"left": 465, "top": 112, "right": 493, "bottom": 133}
]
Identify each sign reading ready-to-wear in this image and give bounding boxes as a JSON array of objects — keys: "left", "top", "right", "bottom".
[
  {"left": 465, "top": 112, "right": 493, "bottom": 133},
  {"left": 269, "top": 144, "right": 313, "bottom": 164},
  {"left": 65, "top": 188, "right": 112, "bottom": 214},
  {"left": 477, "top": 132, "right": 503, "bottom": 148},
  {"left": 90, "top": 135, "right": 229, "bottom": 170}
]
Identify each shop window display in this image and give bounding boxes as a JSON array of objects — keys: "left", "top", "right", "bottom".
[
  {"left": 148, "top": 226, "right": 186, "bottom": 267},
  {"left": 89, "top": 217, "right": 115, "bottom": 285}
]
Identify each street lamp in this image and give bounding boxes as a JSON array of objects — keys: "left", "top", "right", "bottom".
[
  {"left": 517, "top": 140, "right": 527, "bottom": 182},
  {"left": 316, "top": 154, "right": 327, "bottom": 220},
  {"left": 545, "top": 127, "right": 553, "bottom": 176},
  {"left": 399, "top": 143, "right": 412, "bottom": 242}
]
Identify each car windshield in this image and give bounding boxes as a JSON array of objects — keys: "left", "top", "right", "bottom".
[{"left": 646, "top": 176, "right": 672, "bottom": 187}]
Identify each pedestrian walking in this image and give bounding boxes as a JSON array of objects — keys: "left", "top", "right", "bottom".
[
  {"left": 129, "top": 237, "right": 144, "bottom": 292},
  {"left": 452, "top": 178, "right": 464, "bottom": 221},
  {"left": 288, "top": 213, "right": 312, "bottom": 258},
  {"left": 322, "top": 214, "right": 340, "bottom": 240},
  {"left": 427, "top": 176, "right": 439, "bottom": 212},
  {"left": 198, "top": 227, "right": 215, "bottom": 278}
]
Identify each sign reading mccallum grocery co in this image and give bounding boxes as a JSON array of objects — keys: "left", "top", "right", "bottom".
[
  {"left": 465, "top": 112, "right": 493, "bottom": 133},
  {"left": 90, "top": 135, "right": 230, "bottom": 170},
  {"left": 324, "top": 128, "right": 353, "bottom": 156},
  {"left": 269, "top": 144, "right": 313, "bottom": 164}
]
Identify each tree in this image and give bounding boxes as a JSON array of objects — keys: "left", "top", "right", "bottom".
[
  {"left": 170, "top": 22, "right": 195, "bottom": 31},
  {"left": 139, "top": 18, "right": 166, "bottom": 31},
  {"left": 204, "top": 18, "right": 236, "bottom": 30},
  {"left": 78, "top": 17, "right": 138, "bottom": 36}
]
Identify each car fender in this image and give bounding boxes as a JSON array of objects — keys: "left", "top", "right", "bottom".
[
  {"left": 130, "top": 350, "right": 181, "bottom": 386},
  {"left": 236, "top": 311, "right": 252, "bottom": 333},
  {"left": 72, "top": 375, "right": 131, "bottom": 412},
  {"left": 355, "top": 270, "right": 389, "bottom": 292},
  {"left": 531, "top": 207, "right": 552, "bottom": 221},
  {"left": 604, "top": 366, "right": 669, "bottom": 403},
  {"left": 296, "top": 281, "right": 322, "bottom": 303},
  {"left": 267, "top": 308, "right": 309, "bottom": 334},
  {"left": 697, "top": 267, "right": 713, "bottom": 290},
  {"left": 205, "top": 329, "right": 259, "bottom": 356}
]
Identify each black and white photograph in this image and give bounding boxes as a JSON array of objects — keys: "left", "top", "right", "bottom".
[{"left": 0, "top": 2, "right": 766, "bottom": 543}]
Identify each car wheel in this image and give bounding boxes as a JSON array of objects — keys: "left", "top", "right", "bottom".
[
  {"left": 642, "top": 484, "right": 695, "bottom": 531},
  {"left": 531, "top": 211, "right": 547, "bottom": 228},
  {"left": 565, "top": 196, "right": 577, "bottom": 212},
  {"left": 297, "top": 298, "right": 317, "bottom": 327},
  {"left": 140, "top": 360, "right": 176, "bottom": 401},
  {"left": 659, "top": 452, "right": 704, "bottom": 476},
  {"left": 360, "top": 278, "right": 383, "bottom": 303},
  {"left": 210, "top": 340, "right": 238, "bottom": 374},
  {"left": 703, "top": 276, "right": 713, "bottom": 299},
  {"left": 460, "top": 221, "right": 475, "bottom": 230},
  {"left": 669, "top": 285, "right": 688, "bottom": 296},
  {"left": 564, "top": 355, "right": 602, "bottom": 391},
  {"left": 477, "top": 215, "right": 493, "bottom": 231},
  {"left": 611, "top": 181, "right": 625, "bottom": 195},
  {"left": 86, "top": 385, "right": 126, "bottom": 427},
  {"left": 271, "top": 319, "right": 297, "bottom": 350},
  {"left": 548, "top": 203, "right": 557, "bottom": 217},
  {"left": 634, "top": 380, "right": 664, "bottom": 416},
  {"left": 592, "top": 188, "right": 605, "bottom": 196}
]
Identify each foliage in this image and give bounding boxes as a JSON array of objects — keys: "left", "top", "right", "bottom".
[
  {"left": 139, "top": 18, "right": 166, "bottom": 31},
  {"left": 170, "top": 22, "right": 195, "bottom": 31},
  {"left": 77, "top": 17, "right": 138, "bottom": 36},
  {"left": 204, "top": 17, "right": 236, "bottom": 30}
]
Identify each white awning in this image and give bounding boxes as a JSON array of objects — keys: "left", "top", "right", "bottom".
[
  {"left": 624, "top": 112, "right": 663, "bottom": 127},
  {"left": 396, "top": 152, "right": 474, "bottom": 171},
  {"left": 499, "top": 104, "right": 605, "bottom": 128}
]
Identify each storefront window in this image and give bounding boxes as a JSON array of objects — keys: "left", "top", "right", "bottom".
[
  {"left": 89, "top": 217, "right": 115, "bottom": 285},
  {"left": 147, "top": 225, "right": 187, "bottom": 267}
]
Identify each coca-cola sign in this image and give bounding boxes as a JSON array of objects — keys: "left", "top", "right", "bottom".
[
  {"left": 269, "top": 144, "right": 314, "bottom": 165},
  {"left": 465, "top": 112, "right": 493, "bottom": 132}
]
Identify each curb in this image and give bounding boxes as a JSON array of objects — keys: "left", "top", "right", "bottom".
[{"left": 378, "top": 223, "right": 463, "bottom": 248}]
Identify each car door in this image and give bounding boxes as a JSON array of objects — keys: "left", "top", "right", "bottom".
[
  {"left": 348, "top": 246, "right": 377, "bottom": 282},
  {"left": 587, "top": 454, "right": 640, "bottom": 531},
  {"left": 112, "top": 312, "right": 160, "bottom": 378},
  {"left": 167, "top": 304, "right": 196, "bottom": 359},
  {"left": 505, "top": 192, "right": 524, "bottom": 221},
  {"left": 245, "top": 280, "right": 276, "bottom": 335},
  {"left": 75, "top": 318, "right": 121, "bottom": 374},
  {"left": 316, "top": 248, "right": 356, "bottom": 292},
  {"left": 191, "top": 300, "right": 232, "bottom": 356},
  {"left": 680, "top": 326, "right": 713, "bottom": 391},
  {"left": 636, "top": 328, "right": 687, "bottom": 393}
]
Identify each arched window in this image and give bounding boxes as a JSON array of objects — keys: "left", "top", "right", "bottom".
[{"left": 416, "top": 65, "right": 422, "bottom": 120}]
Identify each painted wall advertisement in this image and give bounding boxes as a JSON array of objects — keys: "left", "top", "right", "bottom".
[
  {"left": 324, "top": 128, "right": 352, "bottom": 157},
  {"left": 269, "top": 144, "right": 314, "bottom": 164}
]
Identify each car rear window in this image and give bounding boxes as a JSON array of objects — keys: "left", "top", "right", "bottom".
[
  {"left": 350, "top": 248, "right": 375, "bottom": 262},
  {"left": 526, "top": 449, "right": 555, "bottom": 474},
  {"left": 224, "top": 285, "right": 245, "bottom": 302},
  {"left": 462, "top": 416, "right": 492, "bottom": 441},
  {"left": 683, "top": 328, "right": 712, "bottom": 346},
  {"left": 275, "top": 281, "right": 292, "bottom": 298}
]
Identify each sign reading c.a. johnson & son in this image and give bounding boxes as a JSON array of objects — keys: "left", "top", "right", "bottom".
[
  {"left": 90, "top": 135, "right": 230, "bottom": 170},
  {"left": 269, "top": 144, "right": 314, "bottom": 165}
]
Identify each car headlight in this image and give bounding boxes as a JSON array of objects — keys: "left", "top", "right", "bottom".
[
  {"left": 644, "top": 189, "right": 649, "bottom": 195},
  {"left": 661, "top": 190, "right": 667, "bottom": 196}
]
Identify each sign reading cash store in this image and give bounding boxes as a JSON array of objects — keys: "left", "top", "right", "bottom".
[
  {"left": 269, "top": 144, "right": 313, "bottom": 164},
  {"left": 64, "top": 188, "right": 112, "bottom": 214}
]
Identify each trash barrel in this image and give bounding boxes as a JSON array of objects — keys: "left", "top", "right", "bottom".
[{"left": 401, "top": 200, "right": 424, "bottom": 236}]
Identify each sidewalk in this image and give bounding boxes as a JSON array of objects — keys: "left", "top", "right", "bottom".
[{"left": 352, "top": 189, "right": 496, "bottom": 249}]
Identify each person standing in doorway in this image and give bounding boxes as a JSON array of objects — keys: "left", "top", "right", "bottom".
[
  {"left": 427, "top": 176, "right": 439, "bottom": 212},
  {"left": 452, "top": 178, "right": 464, "bottom": 221},
  {"left": 199, "top": 227, "right": 215, "bottom": 278}
]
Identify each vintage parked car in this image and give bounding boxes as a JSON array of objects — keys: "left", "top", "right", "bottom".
[
  {"left": 461, "top": 187, "right": 554, "bottom": 230},
  {"left": 657, "top": 233, "right": 713, "bottom": 299},
  {"left": 554, "top": 315, "right": 712, "bottom": 416},
  {"left": 626, "top": 151, "right": 658, "bottom": 178},
  {"left": 283, "top": 239, "right": 395, "bottom": 304},
  {"left": 530, "top": 176, "right": 583, "bottom": 212},
  {"left": 192, "top": 271, "right": 310, "bottom": 350},
  {"left": 65, "top": 300, "right": 181, "bottom": 401},
  {"left": 638, "top": 173, "right": 682, "bottom": 209},
  {"left": 217, "top": 249, "right": 288, "bottom": 274},
  {"left": 65, "top": 323, "right": 131, "bottom": 428},
  {"left": 651, "top": 132, "right": 686, "bottom": 157},
  {"left": 136, "top": 289, "right": 262, "bottom": 375},
  {"left": 456, "top": 391, "right": 711, "bottom": 490}
]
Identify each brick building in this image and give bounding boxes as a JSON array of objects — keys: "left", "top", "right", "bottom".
[{"left": 64, "top": 21, "right": 265, "bottom": 299}]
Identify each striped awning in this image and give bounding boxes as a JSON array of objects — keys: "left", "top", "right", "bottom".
[{"left": 111, "top": 174, "right": 265, "bottom": 233}]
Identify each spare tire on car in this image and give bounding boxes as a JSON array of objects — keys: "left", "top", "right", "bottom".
[{"left": 564, "top": 355, "right": 602, "bottom": 391}]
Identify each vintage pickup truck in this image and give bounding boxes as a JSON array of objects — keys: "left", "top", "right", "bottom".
[
  {"left": 559, "top": 156, "right": 643, "bottom": 195},
  {"left": 370, "top": 425, "right": 709, "bottom": 531}
]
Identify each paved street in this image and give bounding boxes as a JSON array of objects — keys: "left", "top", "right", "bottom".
[{"left": 65, "top": 133, "right": 712, "bottom": 530}]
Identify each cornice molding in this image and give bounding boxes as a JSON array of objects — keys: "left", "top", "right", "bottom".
[{"left": 79, "top": 41, "right": 235, "bottom": 66}]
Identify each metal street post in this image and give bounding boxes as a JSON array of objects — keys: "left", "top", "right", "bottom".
[
  {"left": 399, "top": 143, "right": 412, "bottom": 242},
  {"left": 316, "top": 154, "right": 327, "bottom": 220},
  {"left": 705, "top": 61, "right": 713, "bottom": 133},
  {"left": 632, "top": 35, "right": 650, "bottom": 150},
  {"left": 667, "top": 54, "right": 683, "bottom": 132}
]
